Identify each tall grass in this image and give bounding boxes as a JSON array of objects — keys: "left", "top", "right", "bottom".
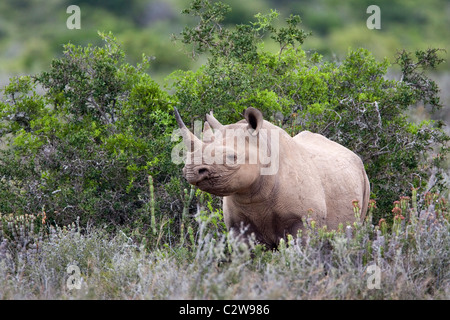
[{"left": 0, "top": 192, "right": 448, "bottom": 299}]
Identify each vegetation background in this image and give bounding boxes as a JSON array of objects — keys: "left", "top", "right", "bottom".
[
  {"left": 0, "top": 0, "right": 449, "bottom": 299},
  {"left": 1, "top": 0, "right": 450, "bottom": 103}
]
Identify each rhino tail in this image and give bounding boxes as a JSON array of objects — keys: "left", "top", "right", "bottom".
[{"left": 361, "top": 170, "right": 370, "bottom": 220}]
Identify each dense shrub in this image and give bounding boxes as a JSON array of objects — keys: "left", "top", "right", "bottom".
[{"left": 0, "top": 32, "right": 180, "bottom": 232}]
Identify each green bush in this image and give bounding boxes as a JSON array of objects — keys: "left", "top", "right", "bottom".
[{"left": 0, "top": 32, "right": 180, "bottom": 234}]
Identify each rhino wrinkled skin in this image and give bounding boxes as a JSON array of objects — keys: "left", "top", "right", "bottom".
[{"left": 174, "top": 107, "right": 370, "bottom": 249}]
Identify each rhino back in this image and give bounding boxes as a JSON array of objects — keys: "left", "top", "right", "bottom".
[{"left": 293, "top": 131, "right": 363, "bottom": 167}]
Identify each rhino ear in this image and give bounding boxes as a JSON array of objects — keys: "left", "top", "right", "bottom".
[{"left": 244, "top": 107, "right": 263, "bottom": 136}]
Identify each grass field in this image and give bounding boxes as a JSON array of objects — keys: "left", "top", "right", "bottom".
[{"left": 0, "top": 194, "right": 448, "bottom": 300}]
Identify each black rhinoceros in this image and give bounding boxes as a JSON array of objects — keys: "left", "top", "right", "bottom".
[{"left": 174, "top": 107, "right": 370, "bottom": 248}]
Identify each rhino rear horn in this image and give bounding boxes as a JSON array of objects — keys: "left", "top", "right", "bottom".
[
  {"left": 205, "top": 111, "right": 224, "bottom": 130},
  {"left": 202, "top": 121, "right": 215, "bottom": 143},
  {"left": 244, "top": 107, "right": 263, "bottom": 136}
]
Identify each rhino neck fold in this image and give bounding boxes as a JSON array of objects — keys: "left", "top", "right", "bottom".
[
  {"left": 231, "top": 170, "right": 280, "bottom": 206},
  {"left": 229, "top": 139, "right": 311, "bottom": 211}
]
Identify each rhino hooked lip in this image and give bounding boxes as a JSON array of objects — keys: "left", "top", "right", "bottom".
[
  {"left": 183, "top": 165, "right": 211, "bottom": 186},
  {"left": 183, "top": 165, "right": 235, "bottom": 196}
]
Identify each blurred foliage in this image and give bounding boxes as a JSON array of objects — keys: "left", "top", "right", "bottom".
[{"left": 0, "top": 0, "right": 449, "bottom": 81}]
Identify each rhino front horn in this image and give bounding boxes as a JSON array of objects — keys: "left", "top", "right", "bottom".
[{"left": 173, "top": 107, "right": 202, "bottom": 151}]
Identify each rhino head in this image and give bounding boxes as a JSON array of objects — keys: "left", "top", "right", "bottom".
[{"left": 174, "top": 107, "right": 279, "bottom": 196}]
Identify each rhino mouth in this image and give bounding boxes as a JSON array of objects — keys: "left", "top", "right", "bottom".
[
  {"left": 183, "top": 165, "right": 211, "bottom": 185},
  {"left": 183, "top": 166, "right": 233, "bottom": 196}
]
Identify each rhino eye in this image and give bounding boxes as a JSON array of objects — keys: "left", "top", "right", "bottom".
[{"left": 226, "top": 154, "right": 237, "bottom": 163}]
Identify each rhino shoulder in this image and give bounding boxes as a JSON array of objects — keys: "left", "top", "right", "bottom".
[{"left": 293, "top": 130, "right": 332, "bottom": 144}]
